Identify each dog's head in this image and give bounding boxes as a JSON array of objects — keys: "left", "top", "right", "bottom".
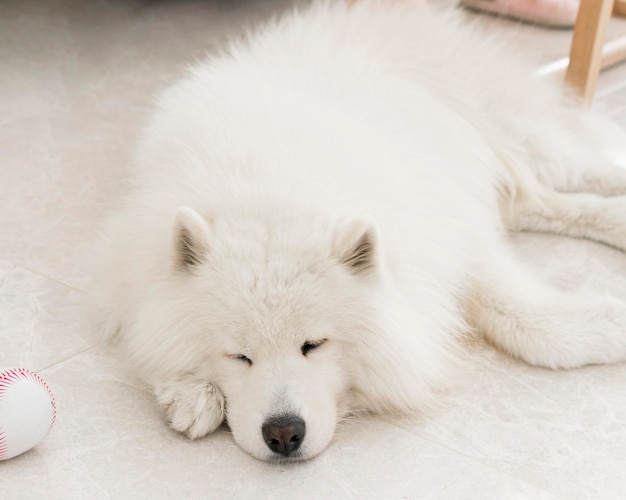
[{"left": 168, "top": 205, "right": 383, "bottom": 461}]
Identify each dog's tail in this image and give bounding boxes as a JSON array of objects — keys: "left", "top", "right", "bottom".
[{"left": 466, "top": 244, "right": 626, "bottom": 369}]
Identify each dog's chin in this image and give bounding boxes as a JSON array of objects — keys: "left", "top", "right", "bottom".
[
  {"left": 240, "top": 446, "right": 315, "bottom": 464},
  {"left": 264, "top": 451, "right": 309, "bottom": 464},
  {"left": 237, "top": 441, "right": 326, "bottom": 464}
]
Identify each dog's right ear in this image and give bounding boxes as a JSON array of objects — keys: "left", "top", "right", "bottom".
[
  {"left": 171, "top": 206, "right": 212, "bottom": 272},
  {"left": 332, "top": 215, "right": 380, "bottom": 276}
]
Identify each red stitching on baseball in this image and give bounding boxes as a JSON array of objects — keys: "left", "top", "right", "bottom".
[{"left": 0, "top": 432, "right": 7, "bottom": 459}]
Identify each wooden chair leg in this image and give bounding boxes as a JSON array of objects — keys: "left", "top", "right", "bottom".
[{"left": 565, "top": 0, "right": 615, "bottom": 105}]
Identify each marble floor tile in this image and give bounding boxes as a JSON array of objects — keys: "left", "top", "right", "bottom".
[
  {"left": 0, "top": 108, "right": 137, "bottom": 289},
  {"left": 0, "top": 258, "right": 94, "bottom": 372},
  {"left": 404, "top": 346, "right": 626, "bottom": 498}
]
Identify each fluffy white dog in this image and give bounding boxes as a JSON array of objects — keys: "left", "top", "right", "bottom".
[{"left": 91, "top": 0, "right": 626, "bottom": 462}]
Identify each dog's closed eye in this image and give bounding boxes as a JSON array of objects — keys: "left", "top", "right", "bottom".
[
  {"left": 229, "top": 354, "right": 252, "bottom": 366},
  {"left": 301, "top": 339, "right": 327, "bottom": 356}
]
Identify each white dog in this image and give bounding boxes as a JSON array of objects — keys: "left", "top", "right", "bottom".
[{"left": 91, "top": 0, "right": 626, "bottom": 462}]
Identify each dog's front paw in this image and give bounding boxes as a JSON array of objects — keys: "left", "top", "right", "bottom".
[{"left": 155, "top": 379, "right": 225, "bottom": 439}]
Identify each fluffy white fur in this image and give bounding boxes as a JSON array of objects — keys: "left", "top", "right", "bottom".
[{"left": 91, "top": 0, "right": 626, "bottom": 462}]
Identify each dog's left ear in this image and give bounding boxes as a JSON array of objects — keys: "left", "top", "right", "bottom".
[
  {"left": 171, "top": 206, "right": 212, "bottom": 272},
  {"left": 333, "top": 215, "right": 380, "bottom": 275}
]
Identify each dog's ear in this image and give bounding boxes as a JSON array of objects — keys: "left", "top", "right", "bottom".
[
  {"left": 333, "top": 215, "right": 380, "bottom": 275},
  {"left": 171, "top": 206, "right": 212, "bottom": 271}
]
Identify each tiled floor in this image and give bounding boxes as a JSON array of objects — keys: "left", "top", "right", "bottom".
[{"left": 2, "top": 0, "right": 626, "bottom": 498}]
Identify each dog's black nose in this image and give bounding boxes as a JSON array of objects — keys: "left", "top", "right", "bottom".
[{"left": 262, "top": 414, "right": 306, "bottom": 457}]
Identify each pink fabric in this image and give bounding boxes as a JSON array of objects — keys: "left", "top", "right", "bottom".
[{"left": 461, "top": 0, "right": 579, "bottom": 27}]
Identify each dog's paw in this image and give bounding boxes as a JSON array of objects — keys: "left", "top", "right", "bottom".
[{"left": 155, "top": 379, "right": 225, "bottom": 439}]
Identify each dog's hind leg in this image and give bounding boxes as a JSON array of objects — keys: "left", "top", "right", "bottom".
[
  {"left": 557, "top": 161, "right": 626, "bottom": 197},
  {"left": 471, "top": 178, "right": 626, "bottom": 369},
  {"left": 467, "top": 245, "right": 626, "bottom": 369},
  {"left": 497, "top": 125, "right": 626, "bottom": 196},
  {"left": 504, "top": 185, "right": 626, "bottom": 253}
]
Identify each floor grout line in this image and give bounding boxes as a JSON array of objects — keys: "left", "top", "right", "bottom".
[
  {"left": 0, "top": 255, "right": 86, "bottom": 295},
  {"left": 37, "top": 342, "right": 105, "bottom": 374}
]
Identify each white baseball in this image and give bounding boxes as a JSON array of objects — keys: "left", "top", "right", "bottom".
[{"left": 0, "top": 368, "right": 57, "bottom": 461}]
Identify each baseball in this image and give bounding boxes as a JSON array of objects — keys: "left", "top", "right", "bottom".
[{"left": 0, "top": 368, "right": 57, "bottom": 461}]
